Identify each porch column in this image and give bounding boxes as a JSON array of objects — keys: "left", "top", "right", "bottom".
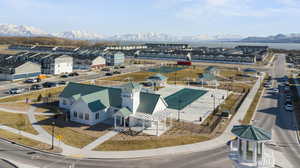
[
  {"left": 119, "top": 116, "right": 122, "bottom": 125},
  {"left": 237, "top": 138, "right": 240, "bottom": 153},
  {"left": 242, "top": 140, "right": 247, "bottom": 161},
  {"left": 253, "top": 141, "right": 257, "bottom": 163},
  {"left": 230, "top": 140, "right": 234, "bottom": 151},
  {"left": 114, "top": 115, "right": 117, "bottom": 129},
  {"left": 261, "top": 142, "right": 264, "bottom": 157},
  {"left": 123, "top": 117, "right": 126, "bottom": 128}
]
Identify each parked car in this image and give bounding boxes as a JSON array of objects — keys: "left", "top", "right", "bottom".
[
  {"left": 141, "top": 82, "right": 152, "bottom": 87},
  {"left": 120, "top": 65, "right": 126, "bottom": 69},
  {"left": 24, "top": 78, "right": 39, "bottom": 83},
  {"left": 105, "top": 72, "right": 113, "bottom": 76},
  {"left": 284, "top": 86, "right": 290, "bottom": 91},
  {"left": 285, "top": 104, "right": 294, "bottom": 112},
  {"left": 31, "top": 84, "right": 43, "bottom": 90},
  {"left": 113, "top": 71, "right": 121, "bottom": 74},
  {"left": 68, "top": 72, "right": 79, "bottom": 77},
  {"left": 57, "top": 81, "right": 68, "bottom": 85},
  {"left": 8, "top": 88, "right": 25, "bottom": 94},
  {"left": 114, "top": 66, "right": 120, "bottom": 69},
  {"left": 60, "top": 74, "right": 69, "bottom": 78},
  {"left": 273, "top": 88, "right": 279, "bottom": 92},
  {"left": 42, "top": 82, "right": 57, "bottom": 88},
  {"left": 102, "top": 68, "right": 110, "bottom": 71}
]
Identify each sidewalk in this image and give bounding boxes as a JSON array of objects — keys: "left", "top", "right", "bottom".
[
  {"left": 0, "top": 107, "right": 54, "bottom": 116},
  {"left": 82, "top": 131, "right": 118, "bottom": 151}
]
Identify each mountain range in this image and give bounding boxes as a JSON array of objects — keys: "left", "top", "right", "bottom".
[{"left": 1, "top": 24, "right": 300, "bottom": 43}]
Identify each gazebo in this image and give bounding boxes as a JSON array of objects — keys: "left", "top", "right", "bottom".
[
  {"left": 198, "top": 73, "right": 218, "bottom": 87},
  {"left": 229, "top": 125, "right": 274, "bottom": 168},
  {"left": 147, "top": 73, "right": 168, "bottom": 87}
]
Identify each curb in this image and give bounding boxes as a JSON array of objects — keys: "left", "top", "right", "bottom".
[
  {"left": 0, "top": 158, "right": 18, "bottom": 168},
  {"left": 291, "top": 76, "right": 300, "bottom": 145},
  {"left": 0, "top": 137, "right": 63, "bottom": 157}
]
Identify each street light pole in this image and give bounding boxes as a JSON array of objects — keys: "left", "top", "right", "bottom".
[
  {"left": 51, "top": 121, "right": 55, "bottom": 150},
  {"left": 177, "top": 99, "right": 181, "bottom": 121}
]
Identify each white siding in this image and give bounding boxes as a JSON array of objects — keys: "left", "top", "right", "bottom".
[
  {"left": 153, "top": 97, "right": 168, "bottom": 114},
  {"left": 92, "top": 56, "right": 106, "bottom": 66}
]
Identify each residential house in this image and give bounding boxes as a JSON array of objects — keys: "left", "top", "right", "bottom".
[
  {"left": 0, "top": 61, "right": 41, "bottom": 81},
  {"left": 59, "top": 82, "right": 169, "bottom": 136}
]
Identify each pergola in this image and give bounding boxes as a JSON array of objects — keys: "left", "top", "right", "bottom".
[{"left": 113, "top": 108, "right": 172, "bottom": 136}]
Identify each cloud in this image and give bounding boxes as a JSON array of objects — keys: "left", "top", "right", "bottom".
[{"left": 155, "top": 0, "right": 300, "bottom": 20}]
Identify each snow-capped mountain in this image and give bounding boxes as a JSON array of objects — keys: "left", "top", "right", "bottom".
[
  {"left": 55, "top": 30, "right": 106, "bottom": 40},
  {"left": 0, "top": 24, "right": 50, "bottom": 37},
  {"left": 241, "top": 33, "right": 300, "bottom": 43},
  {"left": 108, "top": 33, "right": 179, "bottom": 42}
]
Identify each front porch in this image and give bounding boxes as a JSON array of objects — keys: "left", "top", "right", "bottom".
[{"left": 113, "top": 110, "right": 171, "bottom": 136}]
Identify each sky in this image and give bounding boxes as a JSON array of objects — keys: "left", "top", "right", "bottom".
[{"left": 0, "top": 0, "right": 300, "bottom": 36}]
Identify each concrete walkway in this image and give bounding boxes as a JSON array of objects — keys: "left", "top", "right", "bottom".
[
  {"left": 0, "top": 107, "right": 54, "bottom": 116},
  {"left": 82, "top": 131, "right": 118, "bottom": 151}
]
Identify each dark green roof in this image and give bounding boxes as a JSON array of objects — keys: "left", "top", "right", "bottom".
[
  {"left": 137, "top": 92, "right": 161, "bottom": 115},
  {"left": 60, "top": 82, "right": 162, "bottom": 115},
  {"left": 231, "top": 125, "right": 272, "bottom": 141},
  {"left": 205, "top": 66, "right": 217, "bottom": 73},
  {"left": 60, "top": 82, "right": 122, "bottom": 110},
  {"left": 199, "top": 73, "right": 216, "bottom": 81},
  {"left": 88, "top": 100, "right": 107, "bottom": 112},
  {"left": 148, "top": 73, "right": 168, "bottom": 81}
]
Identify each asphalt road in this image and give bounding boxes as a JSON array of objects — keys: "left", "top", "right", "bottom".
[
  {"left": 0, "top": 64, "right": 152, "bottom": 97},
  {"left": 0, "top": 139, "right": 232, "bottom": 168},
  {"left": 253, "top": 54, "right": 300, "bottom": 167}
]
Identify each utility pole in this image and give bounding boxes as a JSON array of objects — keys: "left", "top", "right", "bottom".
[{"left": 51, "top": 121, "right": 55, "bottom": 150}]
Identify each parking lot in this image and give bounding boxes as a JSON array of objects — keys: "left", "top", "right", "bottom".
[{"left": 0, "top": 64, "right": 153, "bottom": 97}]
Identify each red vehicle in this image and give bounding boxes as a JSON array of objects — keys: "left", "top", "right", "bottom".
[{"left": 177, "top": 61, "right": 192, "bottom": 66}]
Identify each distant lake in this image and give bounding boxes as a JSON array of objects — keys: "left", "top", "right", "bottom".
[{"left": 189, "top": 42, "right": 300, "bottom": 50}]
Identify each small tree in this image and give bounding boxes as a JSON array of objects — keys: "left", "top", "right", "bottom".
[{"left": 37, "top": 94, "right": 43, "bottom": 102}]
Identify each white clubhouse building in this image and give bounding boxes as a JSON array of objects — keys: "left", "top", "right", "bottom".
[{"left": 59, "top": 82, "right": 169, "bottom": 135}]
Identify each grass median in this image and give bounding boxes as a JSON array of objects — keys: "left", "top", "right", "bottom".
[
  {"left": 241, "top": 84, "right": 264, "bottom": 124},
  {"left": 0, "top": 129, "right": 61, "bottom": 153}
]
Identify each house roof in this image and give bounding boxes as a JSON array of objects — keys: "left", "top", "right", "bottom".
[
  {"left": 60, "top": 82, "right": 163, "bottom": 115},
  {"left": 117, "top": 107, "right": 132, "bottom": 117},
  {"left": 60, "top": 82, "right": 122, "bottom": 110},
  {"left": 137, "top": 92, "right": 161, "bottom": 115},
  {"left": 148, "top": 73, "right": 168, "bottom": 81},
  {"left": 231, "top": 125, "right": 272, "bottom": 141}
]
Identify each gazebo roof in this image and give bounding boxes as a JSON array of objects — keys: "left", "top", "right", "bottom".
[
  {"left": 231, "top": 125, "right": 272, "bottom": 141},
  {"left": 148, "top": 73, "right": 168, "bottom": 81},
  {"left": 199, "top": 73, "right": 216, "bottom": 81}
]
